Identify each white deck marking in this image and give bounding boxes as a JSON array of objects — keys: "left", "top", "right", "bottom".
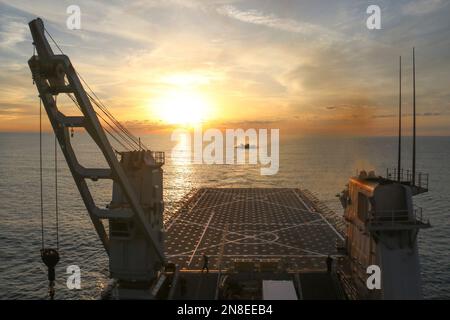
[
  {"left": 187, "top": 210, "right": 215, "bottom": 266},
  {"left": 167, "top": 188, "right": 344, "bottom": 269},
  {"left": 256, "top": 199, "right": 318, "bottom": 214},
  {"left": 194, "top": 199, "right": 245, "bottom": 211},
  {"left": 175, "top": 218, "right": 323, "bottom": 235},
  {"left": 166, "top": 189, "right": 206, "bottom": 231},
  {"left": 292, "top": 190, "right": 345, "bottom": 241},
  {"left": 175, "top": 218, "right": 323, "bottom": 248},
  {"left": 170, "top": 218, "right": 325, "bottom": 257}
]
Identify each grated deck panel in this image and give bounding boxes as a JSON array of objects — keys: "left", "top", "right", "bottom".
[{"left": 165, "top": 188, "right": 343, "bottom": 272}]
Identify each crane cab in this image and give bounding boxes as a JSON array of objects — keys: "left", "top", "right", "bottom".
[{"left": 109, "top": 150, "right": 165, "bottom": 283}]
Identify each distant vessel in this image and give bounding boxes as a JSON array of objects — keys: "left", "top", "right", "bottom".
[
  {"left": 236, "top": 143, "right": 252, "bottom": 149},
  {"left": 28, "top": 18, "right": 430, "bottom": 300}
]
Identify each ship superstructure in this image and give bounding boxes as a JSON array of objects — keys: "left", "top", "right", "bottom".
[{"left": 338, "top": 170, "right": 430, "bottom": 299}]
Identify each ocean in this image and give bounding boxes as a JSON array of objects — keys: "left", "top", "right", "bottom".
[{"left": 0, "top": 132, "right": 449, "bottom": 299}]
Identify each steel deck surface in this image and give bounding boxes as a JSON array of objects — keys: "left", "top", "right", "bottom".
[{"left": 165, "top": 188, "right": 343, "bottom": 272}]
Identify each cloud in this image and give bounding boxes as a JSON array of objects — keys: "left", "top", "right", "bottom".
[
  {"left": 216, "top": 4, "right": 333, "bottom": 38},
  {"left": 372, "top": 114, "right": 395, "bottom": 119},
  {"left": 0, "top": 105, "right": 28, "bottom": 116},
  {"left": 0, "top": 15, "right": 28, "bottom": 50},
  {"left": 213, "top": 119, "right": 283, "bottom": 128},
  {"left": 373, "top": 112, "right": 443, "bottom": 119},
  {"left": 122, "top": 118, "right": 285, "bottom": 133},
  {"left": 402, "top": 0, "right": 448, "bottom": 16}
]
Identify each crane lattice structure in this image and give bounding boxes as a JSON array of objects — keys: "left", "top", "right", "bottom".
[{"left": 28, "top": 18, "right": 168, "bottom": 298}]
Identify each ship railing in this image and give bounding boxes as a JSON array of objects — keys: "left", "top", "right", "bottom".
[
  {"left": 335, "top": 259, "right": 359, "bottom": 300},
  {"left": 116, "top": 150, "right": 165, "bottom": 166},
  {"left": 386, "top": 168, "right": 429, "bottom": 192},
  {"left": 151, "top": 151, "right": 165, "bottom": 166},
  {"left": 367, "top": 207, "right": 430, "bottom": 229}
]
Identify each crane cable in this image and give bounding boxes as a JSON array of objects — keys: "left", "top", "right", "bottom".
[
  {"left": 44, "top": 27, "right": 146, "bottom": 152},
  {"left": 39, "top": 96, "right": 60, "bottom": 299},
  {"left": 65, "top": 92, "right": 131, "bottom": 152},
  {"left": 86, "top": 92, "right": 145, "bottom": 151},
  {"left": 44, "top": 27, "right": 137, "bottom": 148},
  {"left": 54, "top": 97, "right": 59, "bottom": 250},
  {"left": 39, "top": 99, "right": 44, "bottom": 249},
  {"left": 39, "top": 97, "right": 60, "bottom": 249}
]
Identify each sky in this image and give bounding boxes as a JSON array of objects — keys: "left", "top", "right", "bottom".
[{"left": 0, "top": 0, "right": 449, "bottom": 136}]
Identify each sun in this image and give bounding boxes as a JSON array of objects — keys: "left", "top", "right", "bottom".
[{"left": 151, "top": 89, "right": 212, "bottom": 126}]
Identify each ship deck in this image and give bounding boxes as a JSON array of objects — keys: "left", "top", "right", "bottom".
[{"left": 165, "top": 188, "right": 345, "bottom": 272}]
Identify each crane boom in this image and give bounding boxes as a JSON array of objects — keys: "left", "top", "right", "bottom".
[{"left": 28, "top": 18, "right": 166, "bottom": 288}]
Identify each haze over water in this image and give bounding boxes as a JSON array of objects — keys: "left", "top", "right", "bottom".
[{"left": 0, "top": 132, "right": 448, "bottom": 299}]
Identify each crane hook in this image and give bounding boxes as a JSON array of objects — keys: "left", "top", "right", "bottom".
[{"left": 41, "top": 248, "right": 60, "bottom": 299}]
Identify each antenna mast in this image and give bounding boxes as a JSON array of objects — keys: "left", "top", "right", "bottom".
[
  {"left": 397, "top": 56, "right": 402, "bottom": 181},
  {"left": 412, "top": 48, "right": 416, "bottom": 186}
]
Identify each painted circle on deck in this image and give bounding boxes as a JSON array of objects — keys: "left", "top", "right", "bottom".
[{"left": 225, "top": 230, "right": 279, "bottom": 245}]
